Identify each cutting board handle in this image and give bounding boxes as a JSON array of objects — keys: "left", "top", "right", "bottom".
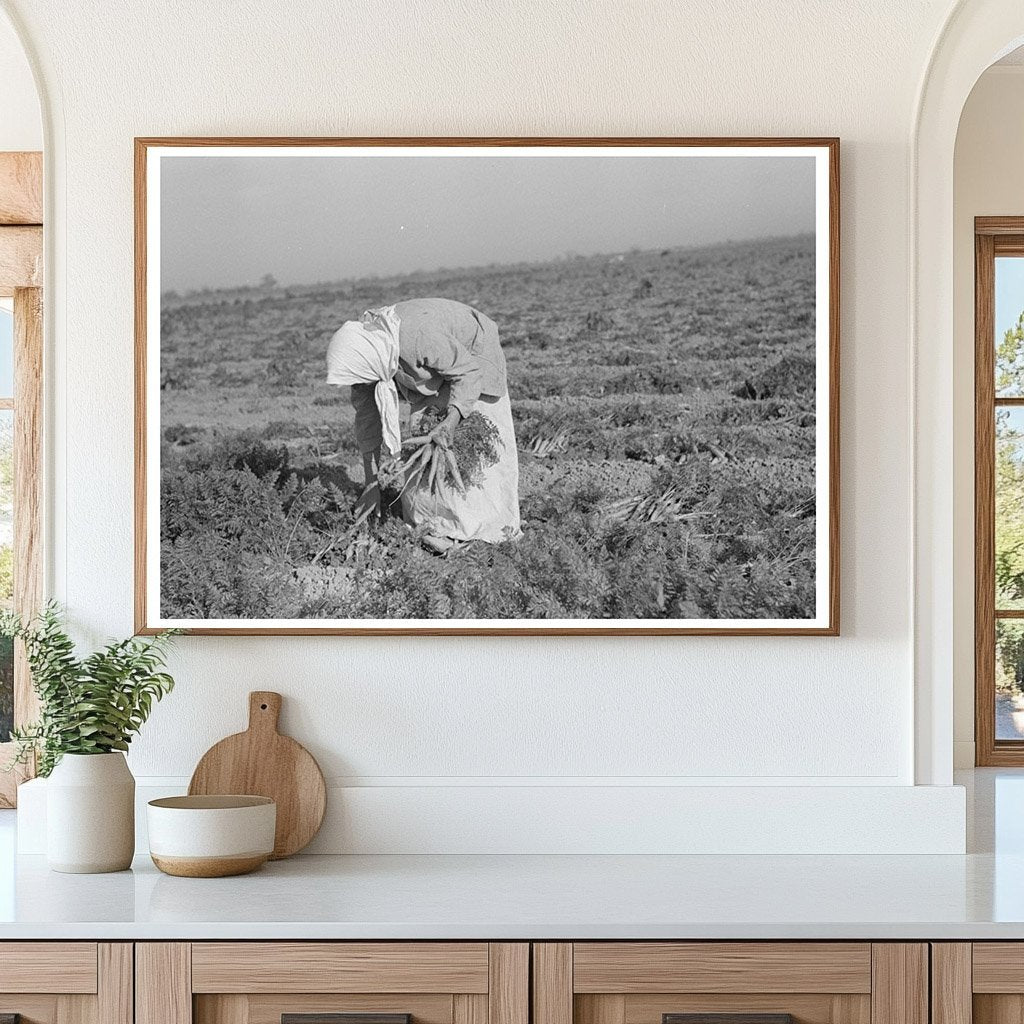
[{"left": 248, "top": 691, "right": 282, "bottom": 734}]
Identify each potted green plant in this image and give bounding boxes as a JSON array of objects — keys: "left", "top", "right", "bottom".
[{"left": 2, "top": 604, "right": 177, "bottom": 873}]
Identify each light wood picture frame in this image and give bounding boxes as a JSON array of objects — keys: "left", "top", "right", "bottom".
[{"left": 135, "top": 137, "right": 839, "bottom": 636}]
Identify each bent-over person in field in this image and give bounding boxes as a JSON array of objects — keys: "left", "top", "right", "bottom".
[{"left": 326, "top": 297, "right": 522, "bottom": 553}]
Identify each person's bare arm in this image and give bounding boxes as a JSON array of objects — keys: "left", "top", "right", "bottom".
[
  {"left": 355, "top": 447, "right": 382, "bottom": 522},
  {"left": 350, "top": 381, "right": 383, "bottom": 522}
]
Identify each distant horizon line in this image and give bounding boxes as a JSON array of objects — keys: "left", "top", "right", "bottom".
[{"left": 161, "top": 230, "right": 815, "bottom": 300}]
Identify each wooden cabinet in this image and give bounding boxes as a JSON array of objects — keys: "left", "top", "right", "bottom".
[
  {"left": 932, "top": 943, "right": 1024, "bottom": 1024},
  {"left": 136, "top": 944, "right": 528, "bottom": 1024},
  {"left": 532, "top": 944, "right": 928, "bottom": 1024},
  {"left": 0, "top": 937, "right": 964, "bottom": 1024},
  {"left": 0, "top": 943, "right": 132, "bottom": 1024}
]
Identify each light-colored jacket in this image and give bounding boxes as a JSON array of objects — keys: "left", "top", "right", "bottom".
[{"left": 351, "top": 297, "right": 507, "bottom": 454}]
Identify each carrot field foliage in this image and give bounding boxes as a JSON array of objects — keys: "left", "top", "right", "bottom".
[{"left": 159, "top": 234, "right": 817, "bottom": 621}]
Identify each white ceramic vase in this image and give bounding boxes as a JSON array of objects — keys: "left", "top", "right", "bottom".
[{"left": 46, "top": 752, "right": 135, "bottom": 873}]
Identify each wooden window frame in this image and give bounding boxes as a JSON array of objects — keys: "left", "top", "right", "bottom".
[
  {"left": 0, "top": 151, "right": 43, "bottom": 806},
  {"left": 975, "top": 217, "right": 1024, "bottom": 765}
]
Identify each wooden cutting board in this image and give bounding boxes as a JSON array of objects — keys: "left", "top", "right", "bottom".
[{"left": 188, "top": 691, "right": 327, "bottom": 859}]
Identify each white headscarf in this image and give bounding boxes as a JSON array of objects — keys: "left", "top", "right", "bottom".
[{"left": 326, "top": 305, "right": 402, "bottom": 456}]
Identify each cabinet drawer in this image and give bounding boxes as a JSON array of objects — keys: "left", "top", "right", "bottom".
[
  {"left": 973, "top": 943, "right": 1024, "bottom": 992},
  {"left": 139, "top": 943, "right": 528, "bottom": 1024},
  {"left": 572, "top": 944, "right": 872, "bottom": 994},
  {"left": 191, "top": 943, "right": 491, "bottom": 994},
  {"left": 0, "top": 942, "right": 99, "bottom": 994},
  {"left": 935, "top": 942, "right": 1024, "bottom": 1024},
  {"left": 0, "top": 943, "right": 130, "bottom": 1024},
  {"left": 534, "top": 944, "right": 926, "bottom": 1024}
]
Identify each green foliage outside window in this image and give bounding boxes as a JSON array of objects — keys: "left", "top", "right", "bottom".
[{"left": 996, "top": 312, "right": 1024, "bottom": 694}]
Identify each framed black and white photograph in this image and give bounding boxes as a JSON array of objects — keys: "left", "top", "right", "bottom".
[{"left": 135, "top": 137, "right": 839, "bottom": 635}]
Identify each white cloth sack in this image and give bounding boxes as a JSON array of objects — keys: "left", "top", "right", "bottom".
[{"left": 402, "top": 392, "right": 522, "bottom": 544}]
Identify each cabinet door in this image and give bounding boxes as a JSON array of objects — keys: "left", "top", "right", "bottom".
[
  {"left": 137, "top": 943, "right": 528, "bottom": 1024},
  {"left": 0, "top": 943, "right": 131, "bottom": 1024},
  {"left": 940, "top": 943, "right": 1024, "bottom": 1024},
  {"left": 533, "top": 944, "right": 927, "bottom": 1024}
]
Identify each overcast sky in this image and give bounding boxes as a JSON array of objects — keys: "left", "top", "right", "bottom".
[{"left": 159, "top": 152, "right": 817, "bottom": 292}]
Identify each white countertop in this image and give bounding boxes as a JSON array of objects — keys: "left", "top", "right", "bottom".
[
  {"left": 0, "top": 848, "right": 1021, "bottom": 940},
  {"left": 1, "top": 769, "right": 1022, "bottom": 941}
]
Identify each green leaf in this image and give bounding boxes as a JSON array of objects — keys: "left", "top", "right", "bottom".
[{"left": 2, "top": 603, "right": 178, "bottom": 776}]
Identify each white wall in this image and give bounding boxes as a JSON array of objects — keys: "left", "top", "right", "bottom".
[
  {"left": 2, "top": 0, "right": 972, "bottom": 852},
  {"left": 952, "top": 66, "right": 1024, "bottom": 767},
  {"left": 0, "top": 12, "right": 40, "bottom": 151}
]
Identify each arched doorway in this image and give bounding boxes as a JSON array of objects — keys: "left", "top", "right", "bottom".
[
  {"left": 0, "top": 7, "right": 44, "bottom": 808},
  {"left": 914, "top": 1, "right": 1024, "bottom": 785}
]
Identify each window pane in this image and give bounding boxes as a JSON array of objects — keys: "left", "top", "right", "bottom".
[
  {"left": 998, "top": 620, "right": 1024, "bottom": 740},
  {"left": 997, "top": 407, "right": 1024, "bottom": 609},
  {"left": 0, "top": 306, "right": 12, "bottom": 399},
  {"left": 0, "top": 410, "right": 12, "bottom": 742},
  {"left": 997, "top": 257, "right": 1024, "bottom": 396}
]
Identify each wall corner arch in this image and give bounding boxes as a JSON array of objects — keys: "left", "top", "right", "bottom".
[
  {"left": 0, "top": 1, "right": 62, "bottom": 619},
  {"left": 912, "top": 0, "right": 1024, "bottom": 785}
]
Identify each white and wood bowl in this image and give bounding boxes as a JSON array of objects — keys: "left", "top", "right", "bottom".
[{"left": 147, "top": 795, "right": 276, "bottom": 877}]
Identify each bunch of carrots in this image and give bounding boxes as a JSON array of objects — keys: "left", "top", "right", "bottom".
[
  {"left": 351, "top": 413, "right": 499, "bottom": 527},
  {"left": 393, "top": 434, "right": 466, "bottom": 504}
]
